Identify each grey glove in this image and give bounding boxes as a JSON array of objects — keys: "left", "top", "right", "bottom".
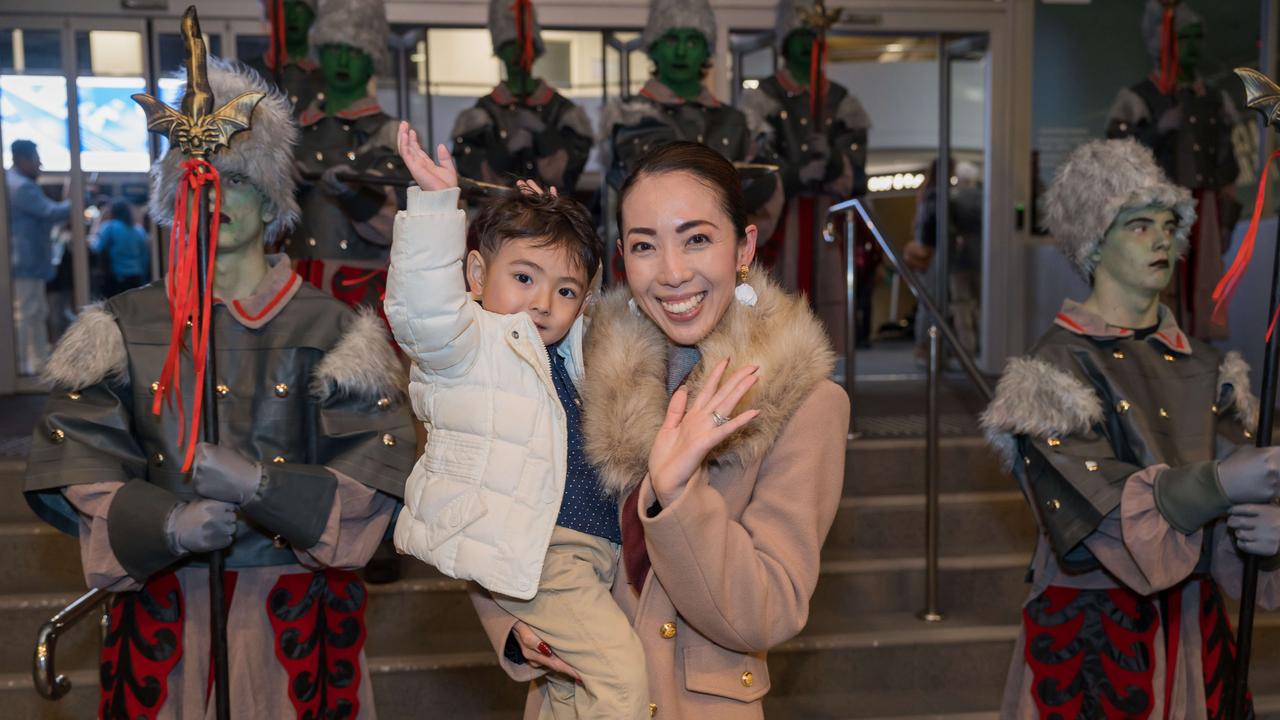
[
  {"left": 192, "top": 442, "right": 263, "bottom": 505},
  {"left": 165, "top": 500, "right": 237, "bottom": 555},
  {"left": 1217, "top": 445, "right": 1280, "bottom": 504},
  {"left": 1228, "top": 503, "right": 1280, "bottom": 557},
  {"left": 320, "top": 163, "right": 358, "bottom": 197}
]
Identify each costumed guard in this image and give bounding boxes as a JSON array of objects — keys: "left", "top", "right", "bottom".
[
  {"left": 22, "top": 56, "right": 415, "bottom": 719},
  {"left": 287, "top": 0, "right": 408, "bottom": 311},
  {"left": 599, "top": 0, "right": 781, "bottom": 255},
  {"left": 983, "top": 139, "right": 1280, "bottom": 718},
  {"left": 740, "top": 0, "right": 871, "bottom": 350},
  {"left": 246, "top": 0, "right": 323, "bottom": 115},
  {"left": 1106, "top": 0, "right": 1240, "bottom": 340},
  {"left": 451, "top": 0, "right": 593, "bottom": 194}
]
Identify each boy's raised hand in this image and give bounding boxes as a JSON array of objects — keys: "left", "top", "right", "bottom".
[{"left": 397, "top": 121, "right": 457, "bottom": 192}]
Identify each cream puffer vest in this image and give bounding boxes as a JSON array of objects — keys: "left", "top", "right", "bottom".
[{"left": 385, "top": 187, "right": 583, "bottom": 600}]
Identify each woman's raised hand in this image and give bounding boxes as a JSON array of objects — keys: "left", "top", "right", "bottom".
[
  {"left": 648, "top": 358, "right": 761, "bottom": 506},
  {"left": 397, "top": 121, "right": 457, "bottom": 192},
  {"left": 516, "top": 178, "right": 558, "bottom": 197}
]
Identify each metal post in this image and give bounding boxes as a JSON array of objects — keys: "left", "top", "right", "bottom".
[
  {"left": 844, "top": 210, "right": 857, "bottom": 439},
  {"left": 935, "top": 34, "right": 951, "bottom": 343},
  {"left": 919, "top": 323, "right": 944, "bottom": 623}
]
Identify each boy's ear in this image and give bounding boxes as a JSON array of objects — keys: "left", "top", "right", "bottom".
[{"left": 466, "top": 249, "right": 487, "bottom": 298}]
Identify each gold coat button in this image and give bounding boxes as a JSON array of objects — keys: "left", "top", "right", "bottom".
[
  {"left": 741, "top": 671, "right": 754, "bottom": 687},
  {"left": 1112, "top": 349, "right": 1125, "bottom": 359},
  {"left": 1165, "top": 354, "right": 1176, "bottom": 362},
  {"left": 1046, "top": 498, "right": 1061, "bottom": 512},
  {"left": 274, "top": 383, "right": 289, "bottom": 398},
  {"left": 1085, "top": 460, "right": 1100, "bottom": 472},
  {"left": 1245, "top": 429, "right": 1255, "bottom": 439},
  {"left": 382, "top": 434, "right": 397, "bottom": 447},
  {"left": 216, "top": 384, "right": 230, "bottom": 398},
  {"left": 1159, "top": 408, "right": 1169, "bottom": 418},
  {"left": 660, "top": 622, "right": 677, "bottom": 639},
  {"left": 272, "top": 456, "right": 286, "bottom": 464},
  {"left": 150, "top": 381, "right": 160, "bottom": 395},
  {"left": 649, "top": 703, "right": 657, "bottom": 716},
  {"left": 1212, "top": 404, "right": 1220, "bottom": 413},
  {"left": 345, "top": 151, "right": 356, "bottom": 161},
  {"left": 67, "top": 391, "right": 81, "bottom": 400},
  {"left": 272, "top": 535, "right": 289, "bottom": 549},
  {"left": 152, "top": 452, "right": 165, "bottom": 466},
  {"left": 50, "top": 428, "right": 65, "bottom": 443},
  {"left": 1047, "top": 438, "right": 1061, "bottom": 447},
  {"left": 1116, "top": 400, "right": 1131, "bottom": 414},
  {"left": 377, "top": 397, "right": 391, "bottom": 410}
]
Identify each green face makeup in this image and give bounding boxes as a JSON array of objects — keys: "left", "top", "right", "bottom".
[
  {"left": 214, "top": 174, "right": 270, "bottom": 252},
  {"left": 1177, "top": 22, "right": 1204, "bottom": 78},
  {"left": 318, "top": 44, "right": 375, "bottom": 113},
  {"left": 783, "top": 29, "right": 816, "bottom": 84},
  {"left": 649, "top": 28, "right": 710, "bottom": 99},
  {"left": 1094, "top": 205, "right": 1178, "bottom": 296},
  {"left": 283, "top": 1, "right": 315, "bottom": 59}
]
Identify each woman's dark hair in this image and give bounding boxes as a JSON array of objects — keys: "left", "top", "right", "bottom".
[
  {"left": 617, "top": 141, "right": 748, "bottom": 240},
  {"left": 471, "top": 188, "right": 602, "bottom": 275},
  {"left": 110, "top": 200, "right": 134, "bottom": 224}
]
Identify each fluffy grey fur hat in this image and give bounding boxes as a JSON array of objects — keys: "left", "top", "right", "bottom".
[
  {"left": 489, "top": 0, "right": 545, "bottom": 58},
  {"left": 148, "top": 58, "right": 300, "bottom": 245},
  {"left": 310, "top": 0, "right": 390, "bottom": 73},
  {"left": 774, "top": 0, "right": 807, "bottom": 51},
  {"left": 1141, "top": 0, "right": 1203, "bottom": 60},
  {"left": 642, "top": 0, "right": 717, "bottom": 53},
  {"left": 1042, "top": 138, "right": 1196, "bottom": 280}
]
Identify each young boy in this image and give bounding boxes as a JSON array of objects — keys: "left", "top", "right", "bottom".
[{"left": 385, "top": 123, "right": 649, "bottom": 718}]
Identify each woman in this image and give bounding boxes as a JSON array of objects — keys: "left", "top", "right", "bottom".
[{"left": 470, "top": 141, "right": 850, "bottom": 718}]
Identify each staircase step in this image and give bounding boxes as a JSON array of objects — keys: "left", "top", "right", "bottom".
[
  {"left": 0, "top": 461, "right": 38, "bottom": 523},
  {"left": 0, "top": 592, "right": 104, "bottom": 676},
  {"left": 846, "top": 437, "right": 1011, "bottom": 496},
  {"left": 824, "top": 492, "right": 1034, "bottom": 560},
  {"left": 0, "top": 524, "right": 85, "bottom": 595}
]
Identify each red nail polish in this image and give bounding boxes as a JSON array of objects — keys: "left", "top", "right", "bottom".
[{"left": 537, "top": 642, "right": 553, "bottom": 657}]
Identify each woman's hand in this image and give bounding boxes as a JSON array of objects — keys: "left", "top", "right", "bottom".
[
  {"left": 396, "top": 121, "right": 457, "bottom": 192},
  {"left": 511, "top": 621, "right": 581, "bottom": 681},
  {"left": 648, "top": 358, "right": 761, "bottom": 506}
]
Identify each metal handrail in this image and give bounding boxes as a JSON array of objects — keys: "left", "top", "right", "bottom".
[
  {"left": 34, "top": 588, "right": 111, "bottom": 700},
  {"left": 829, "top": 196, "right": 993, "bottom": 624},
  {"left": 830, "top": 197, "right": 993, "bottom": 401}
]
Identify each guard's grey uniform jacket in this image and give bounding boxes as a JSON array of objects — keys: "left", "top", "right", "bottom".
[
  {"left": 452, "top": 81, "right": 594, "bottom": 194},
  {"left": 288, "top": 96, "right": 409, "bottom": 308},
  {"left": 983, "top": 299, "right": 1280, "bottom": 719},
  {"left": 245, "top": 54, "right": 322, "bottom": 117}
]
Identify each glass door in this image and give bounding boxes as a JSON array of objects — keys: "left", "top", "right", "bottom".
[{"left": 0, "top": 17, "right": 72, "bottom": 392}]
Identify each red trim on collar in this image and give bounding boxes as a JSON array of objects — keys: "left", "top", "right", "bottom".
[
  {"left": 335, "top": 98, "right": 384, "bottom": 120},
  {"left": 232, "top": 271, "right": 300, "bottom": 323},
  {"left": 1054, "top": 312, "right": 1087, "bottom": 334},
  {"left": 1155, "top": 330, "right": 1190, "bottom": 353},
  {"left": 489, "top": 82, "right": 555, "bottom": 107},
  {"left": 639, "top": 81, "right": 721, "bottom": 108},
  {"left": 298, "top": 104, "right": 325, "bottom": 127}
]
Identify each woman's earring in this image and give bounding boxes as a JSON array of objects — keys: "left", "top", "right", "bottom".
[
  {"left": 735, "top": 264, "right": 758, "bottom": 307},
  {"left": 628, "top": 298, "right": 641, "bottom": 317}
]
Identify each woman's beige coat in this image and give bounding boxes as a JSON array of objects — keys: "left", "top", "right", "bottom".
[{"left": 472, "top": 274, "right": 850, "bottom": 718}]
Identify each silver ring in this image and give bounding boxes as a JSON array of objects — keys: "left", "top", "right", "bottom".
[{"left": 711, "top": 411, "right": 730, "bottom": 427}]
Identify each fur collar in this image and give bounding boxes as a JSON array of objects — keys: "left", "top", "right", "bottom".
[
  {"left": 310, "top": 307, "right": 405, "bottom": 402},
  {"left": 980, "top": 356, "right": 1104, "bottom": 470},
  {"left": 1218, "top": 351, "right": 1260, "bottom": 432},
  {"left": 581, "top": 271, "right": 835, "bottom": 496},
  {"left": 42, "top": 304, "right": 127, "bottom": 390}
]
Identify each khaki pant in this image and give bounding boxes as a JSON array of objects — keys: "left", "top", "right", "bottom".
[{"left": 496, "top": 526, "right": 649, "bottom": 720}]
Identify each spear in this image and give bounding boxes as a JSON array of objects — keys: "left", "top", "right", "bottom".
[
  {"left": 1217, "top": 66, "right": 1280, "bottom": 720},
  {"left": 130, "top": 8, "right": 263, "bottom": 719}
]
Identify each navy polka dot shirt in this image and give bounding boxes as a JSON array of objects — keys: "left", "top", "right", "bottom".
[{"left": 548, "top": 345, "right": 621, "bottom": 544}]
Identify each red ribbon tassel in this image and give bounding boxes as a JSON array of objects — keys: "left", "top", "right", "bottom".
[
  {"left": 266, "top": 0, "right": 286, "bottom": 70},
  {"left": 512, "top": 0, "right": 536, "bottom": 75},
  {"left": 809, "top": 35, "right": 828, "bottom": 123},
  {"left": 1156, "top": 6, "right": 1179, "bottom": 95},
  {"left": 151, "top": 159, "right": 222, "bottom": 472},
  {"left": 1212, "top": 149, "right": 1280, "bottom": 338}
]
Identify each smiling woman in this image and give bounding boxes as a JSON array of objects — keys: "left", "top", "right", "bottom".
[{"left": 471, "top": 141, "right": 851, "bottom": 717}]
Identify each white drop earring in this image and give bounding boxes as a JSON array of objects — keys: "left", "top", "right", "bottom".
[
  {"left": 628, "top": 298, "right": 641, "bottom": 317},
  {"left": 735, "top": 265, "right": 758, "bottom": 307}
]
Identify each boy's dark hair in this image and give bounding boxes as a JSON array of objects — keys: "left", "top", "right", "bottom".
[{"left": 471, "top": 188, "right": 602, "bottom": 278}]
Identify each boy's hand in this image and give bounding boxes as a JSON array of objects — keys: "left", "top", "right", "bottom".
[
  {"left": 515, "top": 179, "right": 557, "bottom": 197},
  {"left": 397, "top": 121, "right": 457, "bottom": 192}
]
